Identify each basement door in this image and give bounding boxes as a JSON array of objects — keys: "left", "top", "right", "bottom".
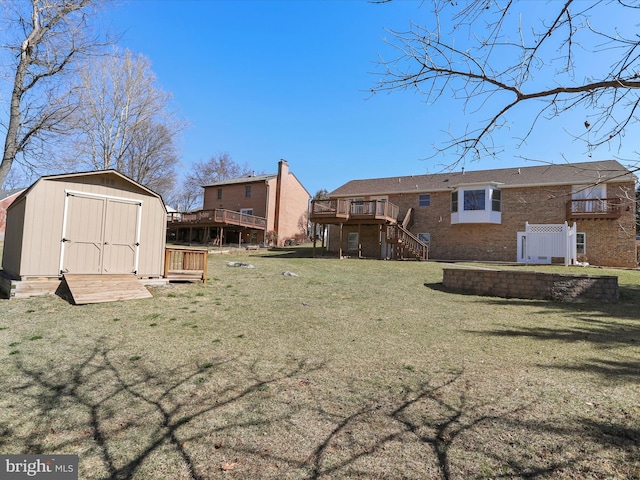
[{"left": 60, "top": 191, "right": 142, "bottom": 275}]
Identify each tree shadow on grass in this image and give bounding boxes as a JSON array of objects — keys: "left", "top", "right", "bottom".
[
  {"left": 469, "top": 312, "right": 640, "bottom": 384},
  {"left": 477, "top": 316, "right": 640, "bottom": 349},
  {"left": 3, "top": 345, "right": 638, "bottom": 479},
  {"left": 303, "top": 370, "right": 639, "bottom": 479},
  {"left": 473, "top": 416, "right": 640, "bottom": 479},
  {"left": 307, "top": 371, "right": 480, "bottom": 479},
  {"left": 425, "top": 282, "right": 640, "bottom": 320},
  {"left": 253, "top": 246, "right": 316, "bottom": 259},
  {"left": 4, "top": 341, "right": 322, "bottom": 479},
  {"left": 541, "top": 356, "right": 640, "bottom": 384}
]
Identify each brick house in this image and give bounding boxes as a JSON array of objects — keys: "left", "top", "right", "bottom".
[
  {"left": 0, "top": 189, "right": 26, "bottom": 241},
  {"left": 310, "top": 160, "right": 637, "bottom": 268},
  {"left": 168, "top": 160, "right": 311, "bottom": 247}
]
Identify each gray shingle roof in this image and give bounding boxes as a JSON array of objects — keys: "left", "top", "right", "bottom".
[
  {"left": 0, "top": 188, "right": 25, "bottom": 201},
  {"left": 329, "top": 160, "right": 636, "bottom": 197},
  {"left": 203, "top": 173, "right": 276, "bottom": 187}
]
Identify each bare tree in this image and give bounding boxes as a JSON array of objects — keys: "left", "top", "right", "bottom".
[
  {"left": 120, "top": 120, "right": 180, "bottom": 200},
  {"left": 0, "top": 0, "right": 108, "bottom": 188},
  {"left": 68, "top": 49, "right": 186, "bottom": 191},
  {"left": 373, "top": 0, "right": 640, "bottom": 166},
  {"left": 176, "top": 152, "right": 253, "bottom": 211},
  {"left": 313, "top": 188, "right": 330, "bottom": 200},
  {"left": 1, "top": 167, "right": 30, "bottom": 191}
]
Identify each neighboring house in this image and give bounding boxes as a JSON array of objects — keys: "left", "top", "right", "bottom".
[
  {"left": 0, "top": 189, "right": 26, "bottom": 241},
  {"left": 310, "top": 160, "right": 637, "bottom": 268},
  {"left": 167, "top": 160, "right": 311, "bottom": 246}
]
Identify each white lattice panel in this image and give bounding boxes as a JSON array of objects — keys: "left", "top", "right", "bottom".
[
  {"left": 527, "top": 224, "right": 564, "bottom": 234},
  {"left": 519, "top": 222, "right": 577, "bottom": 265}
]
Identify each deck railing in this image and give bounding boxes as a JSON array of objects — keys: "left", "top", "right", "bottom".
[
  {"left": 349, "top": 200, "right": 400, "bottom": 219},
  {"left": 566, "top": 198, "right": 623, "bottom": 219},
  {"left": 310, "top": 199, "right": 399, "bottom": 222},
  {"left": 164, "top": 247, "right": 208, "bottom": 283},
  {"left": 310, "top": 199, "right": 351, "bottom": 217},
  {"left": 167, "top": 209, "right": 267, "bottom": 229}
]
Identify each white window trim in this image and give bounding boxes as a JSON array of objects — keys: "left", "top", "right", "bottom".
[
  {"left": 347, "top": 232, "right": 359, "bottom": 251},
  {"left": 418, "top": 194, "right": 431, "bottom": 207},
  {"left": 451, "top": 183, "right": 502, "bottom": 224},
  {"left": 576, "top": 232, "right": 586, "bottom": 255}
]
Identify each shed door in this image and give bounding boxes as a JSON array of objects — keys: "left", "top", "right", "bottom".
[
  {"left": 102, "top": 199, "right": 140, "bottom": 273},
  {"left": 62, "top": 194, "right": 105, "bottom": 274},
  {"left": 61, "top": 192, "right": 142, "bottom": 275}
]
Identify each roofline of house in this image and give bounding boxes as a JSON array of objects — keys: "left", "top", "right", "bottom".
[
  {"left": 330, "top": 173, "right": 635, "bottom": 198},
  {"left": 332, "top": 181, "right": 635, "bottom": 197},
  {"left": 202, "top": 171, "right": 312, "bottom": 198},
  {"left": 288, "top": 171, "right": 312, "bottom": 199},
  {"left": 202, "top": 174, "right": 277, "bottom": 188},
  {"left": 0, "top": 189, "right": 26, "bottom": 202}
]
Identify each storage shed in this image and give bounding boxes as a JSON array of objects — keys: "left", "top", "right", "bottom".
[{"left": 2, "top": 170, "right": 167, "bottom": 281}]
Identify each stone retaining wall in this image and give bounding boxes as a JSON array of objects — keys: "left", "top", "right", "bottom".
[{"left": 442, "top": 268, "right": 619, "bottom": 302}]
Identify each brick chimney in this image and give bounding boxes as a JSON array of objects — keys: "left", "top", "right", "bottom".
[{"left": 273, "top": 159, "right": 288, "bottom": 243}]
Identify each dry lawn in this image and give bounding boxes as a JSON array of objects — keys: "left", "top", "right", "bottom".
[{"left": 0, "top": 247, "right": 638, "bottom": 479}]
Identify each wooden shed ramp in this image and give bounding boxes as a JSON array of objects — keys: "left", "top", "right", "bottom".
[{"left": 62, "top": 274, "right": 152, "bottom": 305}]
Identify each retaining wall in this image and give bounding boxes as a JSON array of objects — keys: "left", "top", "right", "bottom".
[{"left": 442, "top": 268, "right": 619, "bottom": 302}]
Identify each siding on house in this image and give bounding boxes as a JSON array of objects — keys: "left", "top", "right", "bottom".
[
  {"left": 271, "top": 161, "right": 311, "bottom": 243},
  {"left": 201, "top": 160, "right": 310, "bottom": 245},
  {"left": 203, "top": 174, "right": 273, "bottom": 218},
  {"left": 326, "top": 160, "right": 637, "bottom": 268}
]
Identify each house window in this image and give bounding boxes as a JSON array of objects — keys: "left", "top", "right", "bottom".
[
  {"left": 217, "top": 188, "right": 222, "bottom": 200},
  {"left": 245, "top": 185, "right": 251, "bottom": 197},
  {"left": 417, "top": 233, "right": 430, "bottom": 246},
  {"left": 347, "top": 232, "right": 359, "bottom": 251},
  {"left": 419, "top": 194, "right": 431, "bottom": 207},
  {"left": 451, "top": 184, "right": 502, "bottom": 224},
  {"left": 464, "top": 189, "right": 485, "bottom": 210},
  {"left": 576, "top": 232, "right": 586, "bottom": 255},
  {"left": 492, "top": 189, "right": 501, "bottom": 212},
  {"left": 240, "top": 208, "right": 253, "bottom": 216}
]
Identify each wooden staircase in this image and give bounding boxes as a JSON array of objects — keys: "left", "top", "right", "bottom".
[
  {"left": 402, "top": 208, "right": 413, "bottom": 229},
  {"left": 386, "top": 222, "right": 428, "bottom": 260}
]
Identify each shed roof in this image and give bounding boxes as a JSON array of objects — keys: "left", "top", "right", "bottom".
[
  {"left": 12, "top": 170, "right": 164, "bottom": 205},
  {"left": 329, "top": 160, "right": 636, "bottom": 197}
]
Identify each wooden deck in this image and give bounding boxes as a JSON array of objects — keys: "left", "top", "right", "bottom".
[
  {"left": 0, "top": 272, "right": 63, "bottom": 299},
  {"left": 0, "top": 271, "right": 168, "bottom": 300},
  {"left": 62, "top": 274, "right": 153, "bottom": 304},
  {"left": 167, "top": 208, "right": 267, "bottom": 229},
  {"left": 310, "top": 199, "right": 400, "bottom": 224},
  {"left": 566, "top": 198, "right": 623, "bottom": 219}
]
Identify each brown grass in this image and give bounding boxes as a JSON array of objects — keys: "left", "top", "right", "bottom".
[{"left": 0, "top": 246, "right": 639, "bottom": 479}]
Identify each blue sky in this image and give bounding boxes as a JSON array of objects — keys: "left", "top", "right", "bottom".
[{"left": 102, "top": 0, "right": 639, "bottom": 199}]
